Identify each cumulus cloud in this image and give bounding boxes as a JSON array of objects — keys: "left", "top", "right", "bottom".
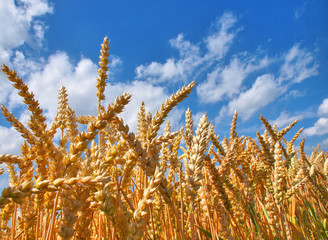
[
  {"left": 0, "top": 0, "right": 53, "bottom": 63},
  {"left": 214, "top": 43, "right": 317, "bottom": 121},
  {"left": 217, "top": 74, "right": 282, "bottom": 121},
  {"left": 13, "top": 50, "right": 45, "bottom": 76},
  {"left": 303, "top": 98, "right": 328, "bottom": 137},
  {"left": 0, "top": 0, "right": 53, "bottom": 105},
  {"left": 8, "top": 52, "right": 98, "bottom": 120},
  {"left": 303, "top": 118, "right": 328, "bottom": 137},
  {"left": 318, "top": 98, "right": 328, "bottom": 117}
]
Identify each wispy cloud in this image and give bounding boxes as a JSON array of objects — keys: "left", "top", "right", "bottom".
[
  {"left": 204, "top": 12, "right": 238, "bottom": 59},
  {"left": 279, "top": 44, "right": 318, "bottom": 83},
  {"left": 135, "top": 12, "right": 238, "bottom": 84},
  {"left": 197, "top": 54, "right": 269, "bottom": 103},
  {"left": 135, "top": 34, "right": 203, "bottom": 83},
  {"left": 134, "top": 11, "right": 318, "bottom": 124},
  {"left": 269, "top": 110, "right": 313, "bottom": 129},
  {"left": 294, "top": 1, "right": 308, "bottom": 19}
]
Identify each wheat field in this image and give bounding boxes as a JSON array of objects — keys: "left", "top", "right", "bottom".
[{"left": 0, "top": 37, "right": 327, "bottom": 240}]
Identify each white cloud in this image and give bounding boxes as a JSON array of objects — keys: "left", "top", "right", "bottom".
[
  {"left": 318, "top": 98, "right": 328, "bottom": 117},
  {"left": 0, "top": 126, "right": 23, "bottom": 155},
  {"left": 169, "top": 34, "right": 201, "bottom": 59},
  {"left": 0, "top": 74, "right": 13, "bottom": 105},
  {"left": 197, "top": 54, "right": 269, "bottom": 103},
  {"left": 294, "top": 1, "right": 308, "bottom": 19},
  {"left": 108, "top": 80, "right": 186, "bottom": 134},
  {"left": 0, "top": 0, "right": 52, "bottom": 105},
  {"left": 165, "top": 108, "right": 185, "bottom": 132},
  {"left": 20, "top": 0, "right": 53, "bottom": 19},
  {"left": 214, "top": 44, "right": 318, "bottom": 122},
  {"left": 303, "top": 98, "right": 328, "bottom": 137},
  {"left": 135, "top": 34, "right": 203, "bottom": 83},
  {"left": 0, "top": 0, "right": 53, "bottom": 63},
  {"left": 110, "top": 55, "right": 122, "bottom": 69},
  {"left": 269, "top": 111, "right": 306, "bottom": 129},
  {"left": 192, "top": 111, "right": 205, "bottom": 128},
  {"left": 135, "top": 12, "right": 320, "bottom": 125},
  {"left": 303, "top": 118, "right": 328, "bottom": 137},
  {"left": 205, "top": 12, "right": 237, "bottom": 59},
  {"left": 13, "top": 50, "right": 45, "bottom": 76},
  {"left": 135, "top": 12, "right": 238, "bottom": 84},
  {"left": 279, "top": 44, "right": 318, "bottom": 83},
  {"left": 135, "top": 12, "right": 319, "bottom": 126},
  {"left": 283, "top": 89, "right": 304, "bottom": 99},
  {"left": 217, "top": 74, "right": 282, "bottom": 121}
]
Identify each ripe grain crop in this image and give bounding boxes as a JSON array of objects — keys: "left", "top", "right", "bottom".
[{"left": 0, "top": 37, "right": 327, "bottom": 239}]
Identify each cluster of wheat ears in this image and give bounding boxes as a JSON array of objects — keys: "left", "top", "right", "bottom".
[{"left": 0, "top": 37, "right": 327, "bottom": 240}]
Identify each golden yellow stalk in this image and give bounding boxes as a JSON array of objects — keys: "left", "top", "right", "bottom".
[
  {"left": 129, "top": 166, "right": 164, "bottom": 240},
  {"left": 185, "top": 114, "right": 209, "bottom": 199},
  {"left": 230, "top": 110, "right": 238, "bottom": 143},
  {"left": 1, "top": 105, "right": 37, "bottom": 145},
  {"left": 96, "top": 36, "right": 110, "bottom": 109},
  {"left": 184, "top": 108, "right": 193, "bottom": 152},
  {"left": 136, "top": 101, "right": 148, "bottom": 142},
  {"left": 273, "top": 141, "right": 286, "bottom": 205},
  {"left": 0, "top": 154, "right": 23, "bottom": 167},
  {"left": 147, "top": 80, "right": 196, "bottom": 141},
  {"left": 277, "top": 119, "right": 298, "bottom": 140},
  {"left": 54, "top": 86, "right": 69, "bottom": 131},
  {"left": 1, "top": 64, "right": 47, "bottom": 138}
]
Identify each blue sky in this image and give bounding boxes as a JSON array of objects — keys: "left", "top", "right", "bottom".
[{"left": 0, "top": 0, "right": 327, "bottom": 168}]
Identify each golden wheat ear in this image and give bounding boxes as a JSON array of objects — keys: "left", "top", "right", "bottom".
[
  {"left": 96, "top": 36, "right": 110, "bottom": 110},
  {"left": 147, "top": 80, "right": 196, "bottom": 141},
  {"left": 1, "top": 65, "right": 48, "bottom": 138}
]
